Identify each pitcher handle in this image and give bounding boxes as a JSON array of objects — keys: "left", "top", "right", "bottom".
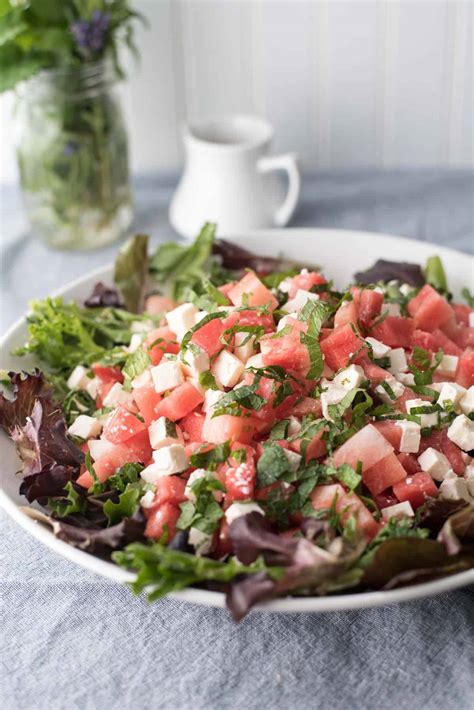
[{"left": 257, "top": 152, "right": 301, "bottom": 227}]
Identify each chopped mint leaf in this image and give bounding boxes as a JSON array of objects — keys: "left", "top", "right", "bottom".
[
  {"left": 190, "top": 442, "right": 231, "bottom": 471},
  {"left": 424, "top": 255, "right": 448, "bottom": 293},
  {"left": 199, "top": 370, "right": 219, "bottom": 391},
  {"left": 103, "top": 484, "right": 142, "bottom": 526},
  {"left": 122, "top": 348, "right": 151, "bottom": 387},
  {"left": 48, "top": 481, "right": 86, "bottom": 518}
]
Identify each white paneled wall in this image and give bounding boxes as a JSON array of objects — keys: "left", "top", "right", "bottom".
[{"left": 0, "top": 0, "right": 472, "bottom": 185}]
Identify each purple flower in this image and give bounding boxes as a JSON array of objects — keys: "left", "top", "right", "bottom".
[
  {"left": 63, "top": 141, "right": 78, "bottom": 157},
  {"left": 70, "top": 11, "right": 110, "bottom": 56}
]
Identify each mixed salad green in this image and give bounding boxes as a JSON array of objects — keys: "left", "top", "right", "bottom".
[{"left": 1, "top": 225, "right": 473, "bottom": 620}]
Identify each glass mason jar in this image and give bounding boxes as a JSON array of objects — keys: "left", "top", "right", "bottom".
[{"left": 15, "top": 60, "right": 133, "bottom": 249}]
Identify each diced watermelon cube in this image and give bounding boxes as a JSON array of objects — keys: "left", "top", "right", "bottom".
[
  {"left": 144, "top": 327, "right": 179, "bottom": 366},
  {"left": 412, "top": 329, "right": 437, "bottom": 352},
  {"left": 373, "top": 420, "right": 402, "bottom": 451},
  {"left": 260, "top": 333, "right": 310, "bottom": 373},
  {"left": 320, "top": 324, "right": 367, "bottom": 371},
  {"left": 191, "top": 317, "right": 226, "bottom": 356},
  {"left": 227, "top": 271, "right": 278, "bottom": 311},
  {"left": 202, "top": 412, "right": 256, "bottom": 444},
  {"left": 154, "top": 382, "right": 204, "bottom": 422},
  {"left": 393, "top": 472, "right": 438, "bottom": 509},
  {"left": 453, "top": 328, "right": 474, "bottom": 350},
  {"left": 311, "top": 484, "right": 380, "bottom": 539},
  {"left": 431, "top": 329, "right": 462, "bottom": 356},
  {"left": 370, "top": 316, "right": 415, "bottom": 348},
  {"left": 397, "top": 452, "right": 420, "bottom": 475},
  {"left": 362, "top": 452, "right": 407, "bottom": 495},
  {"left": 225, "top": 462, "right": 256, "bottom": 502},
  {"left": 333, "top": 423, "right": 393, "bottom": 472},
  {"left": 102, "top": 404, "right": 146, "bottom": 444},
  {"left": 334, "top": 300, "right": 359, "bottom": 328},
  {"left": 408, "top": 284, "right": 454, "bottom": 331},
  {"left": 452, "top": 303, "right": 472, "bottom": 326},
  {"left": 179, "top": 411, "right": 205, "bottom": 443},
  {"left": 153, "top": 476, "right": 187, "bottom": 507},
  {"left": 288, "top": 271, "right": 327, "bottom": 298},
  {"left": 455, "top": 350, "right": 474, "bottom": 388},
  {"left": 358, "top": 290, "right": 384, "bottom": 328},
  {"left": 145, "top": 503, "right": 180, "bottom": 541},
  {"left": 133, "top": 384, "right": 162, "bottom": 426}
]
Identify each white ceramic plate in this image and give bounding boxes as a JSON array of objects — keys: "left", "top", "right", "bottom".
[{"left": 2, "top": 228, "right": 474, "bottom": 613}]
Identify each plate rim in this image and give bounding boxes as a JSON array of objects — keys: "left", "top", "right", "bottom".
[{"left": 2, "top": 226, "right": 473, "bottom": 613}]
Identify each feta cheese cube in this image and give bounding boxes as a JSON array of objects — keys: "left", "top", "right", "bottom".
[
  {"left": 234, "top": 332, "right": 256, "bottom": 362},
  {"left": 225, "top": 501, "right": 264, "bottom": 525},
  {"left": 194, "top": 310, "right": 208, "bottom": 325},
  {"left": 278, "top": 277, "right": 292, "bottom": 294},
  {"left": 469, "top": 312, "right": 474, "bottom": 328},
  {"left": 245, "top": 353, "right": 265, "bottom": 370},
  {"left": 149, "top": 417, "right": 183, "bottom": 450},
  {"left": 165, "top": 302, "right": 198, "bottom": 341},
  {"left": 365, "top": 337, "right": 391, "bottom": 359},
  {"left": 283, "top": 449, "right": 302, "bottom": 473},
  {"left": 437, "top": 382, "right": 467, "bottom": 411},
  {"left": 396, "top": 420, "right": 421, "bottom": 453},
  {"left": 375, "top": 377, "right": 405, "bottom": 403},
  {"left": 127, "top": 333, "right": 144, "bottom": 354},
  {"left": 151, "top": 360, "right": 184, "bottom": 394},
  {"left": 182, "top": 346, "right": 210, "bottom": 378},
  {"left": 140, "top": 490, "right": 156, "bottom": 509},
  {"left": 439, "top": 476, "right": 471, "bottom": 502},
  {"left": 282, "top": 289, "right": 319, "bottom": 313},
  {"left": 382, "top": 303, "right": 401, "bottom": 317},
  {"left": 464, "top": 464, "right": 474, "bottom": 496},
  {"left": 396, "top": 372, "right": 415, "bottom": 386},
  {"left": 188, "top": 527, "right": 213, "bottom": 556},
  {"left": 185, "top": 468, "right": 211, "bottom": 502},
  {"left": 381, "top": 501, "right": 415, "bottom": 521},
  {"left": 203, "top": 388, "right": 225, "bottom": 414},
  {"left": 102, "top": 382, "right": 133, "bottom": 407},
  {"left": 418, "top": 447, "right": 452, "bottom": 481},
  {"left": 459, "top": 386, "right": 474, "bottom": 416},
  {"left": 85, "top": 377, "right": 100, "bottom": 399},
  {"left": 447, "top": 414, "right": 474, "bottom": 452},
  {"left": 405, "top": 398, "right": 438, "bottom": 428},
  {"left": 287, "top": 416, "right": 302, "bottom": 436},
  {"left": 212, "top": 350, "right": 245, "bottom": 388},
  {"left": 131, "top": 319, "right": 154, "bottom": 334},
  {"left": 151, "top": 443, "right": 188, "bottom": 476},
  {"left": 333, "top": 364, "right": 365, "bottom": 390},
  {"left": 388, "top": 348, "right": 408, "bottom": 374},
  {"left": 277, "top": 312, "right": 299, "bottom": 332},
  {"left": 131, "top": 369, "right": 153, "bottom": 389},
  {"left": 435, "top": 354, "right": 459, "bottom": 377},
  {"left": 88, "top": 438, "right": 116, "bottom": 461},
  {"left": 67, "top": 414, "right": 102, "bottom": 440},
  {"left": 67, "top": 365, "right": 90, "bottom": 391},
  {"left": 321, "top": 384, "right": 348, "bottom": 421},
  {"left": 400, "top": 283, "right": 413, "bottom": 297}
]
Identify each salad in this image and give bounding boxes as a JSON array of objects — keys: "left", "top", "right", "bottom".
[{"left": 1, "top": 224, "right": 473, "bottom": 621}]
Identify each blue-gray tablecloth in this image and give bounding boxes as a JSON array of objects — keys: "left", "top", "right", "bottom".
[{"left": 1, "top": 170, "right": 473, "bottom": 710}]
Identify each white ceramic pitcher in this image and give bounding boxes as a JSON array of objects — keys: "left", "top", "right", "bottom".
[{"left": 169, "top": 114, "right": 301, "bottom": 238}]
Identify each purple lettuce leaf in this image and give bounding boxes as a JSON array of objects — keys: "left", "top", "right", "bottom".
[
  {"left": 354, "top": 260, "right": 425, "bottom": 287},
  {"left": 20, "top": 463, "right": 78, "bottom": 503},
  {"left": 361, "top": 537, "right": 474, "bottom": 590},
  {"left": 84, "top": 282, "right": 124, "bottom": 309},
  {"left": 0, "top": 371, "right": 84, "bottom": 476},
  {"left": 226, "top": 513, "right": 364, "bottom": 621},
  {"left": 213, "top": 239, "right": 302, "bottom": 277},
  {"left": 437, "top": 503, "right": 474, "bottom": 555}
]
